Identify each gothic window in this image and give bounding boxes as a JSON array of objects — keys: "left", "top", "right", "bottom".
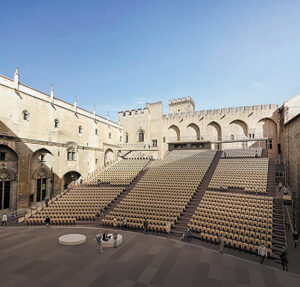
[
  {"left": 0, "top": 181, "right": 10, "bottom": 210},
  {"left": 23, "top": 110, "right": 30, "bottom": 121},
  {"left": 125, "top": 133, "right": 128, "bottom": 143},
  {"left": 95, "top": 129, "right": 98, "bottom": 136},
  {"left": 79, "top": 126, "right": 82, "bottom": 134},
  {"left": 109, "top": 132, "right": 111, "bottom": 139},
  {"left": 138, "top": 130, "right": 144, "bottom": 142},
  {"left": 36, "top": 178, "right": 46, "bottom": 202},
  {"left": 54, "top": 119, "right": 59, "bottom": 128}
]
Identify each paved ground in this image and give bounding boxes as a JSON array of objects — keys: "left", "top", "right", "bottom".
[{"left": 0, "top": 226, "right": 299, "bottom": 287}]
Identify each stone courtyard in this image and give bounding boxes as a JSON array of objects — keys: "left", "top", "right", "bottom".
[{"left": 0, "top": 226, "right": 299, "bottom": 287}]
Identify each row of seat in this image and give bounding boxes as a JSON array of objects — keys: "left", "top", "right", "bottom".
[
  {"left": 189, "top": 191, "right": 273, "bottom": 254},
  {"left": 26, "top": 186, "right": 124, "bottom": 225},
  {"left": 104, "top": 150, "right": 216, "bottom": 231},
  {"left": 90, "top": 159, "right": 149, "bottom": 185},
  {"left": 208, "top": 158, "right": 269, "bottom": 193},
  {"left": 221, "top": 148, "right": 263, "bottom": 158}
]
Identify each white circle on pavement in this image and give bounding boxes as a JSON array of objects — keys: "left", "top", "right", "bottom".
[{"left": 58, "top": 234, "right": 86, "bottom": 246}]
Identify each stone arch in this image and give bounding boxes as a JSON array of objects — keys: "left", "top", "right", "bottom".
[
  {"left": 187, "top": 123, "right": 200, "bottom": 140},
  {"left": 63, "top": 171, "right": 81, "bottom": 189},
  {"left": 207, "top": 121, "right": 222, "bottom": 141},
  {"left": 229, "top": 119, "right": 248, "bottom": 138},
  {"left": 168, "top": 125, "right": 181, "bottom": 141},
  {"left": 30, "top": 148, "right": 54, "bottom": 204},
  {"left": 65, "top": 141, "right": 79, "bottom": 151},
  {"left": 31, "top": 167, "right": 52, "bottom": 180},
  {"left": 0, "top": 168, "right": 17, "bottom": 181},
  {"left": 0, "top": 144, "right": 18, "bottom": 210},
  {"left": 104, "top": 148, "right": 115, "bottom": 166},
  {"left": 257, "top": 117, "right": 278, "bottom": 137}
]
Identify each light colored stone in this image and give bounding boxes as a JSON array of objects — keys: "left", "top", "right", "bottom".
[{"left": 58, "top": 233, "right": 86, "bottom": 246}]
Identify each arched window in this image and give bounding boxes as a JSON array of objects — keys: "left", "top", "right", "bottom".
[
  {"left": 54, "top": 119, "right": 59, "bottom": 128},
  {"left": 138, "top": 131, "right": 144, "bottom": 142},
  {"left": 23, "top": 110, "right": 30, "bottom": 121},
  {"left": 230, "top": 134, "right": 235, "bottom": 140},
  {"left": 95, "top": 129, "right": 98, "bottom": 136},
  {"left": 108, "top": 132, "right": 111, "bottom": 139},
  {"left": 125, "top": 133, "right": 129, "bottom": 143},
  {"left": 79, "top": 126, "right": 82, "bottom": 134}
]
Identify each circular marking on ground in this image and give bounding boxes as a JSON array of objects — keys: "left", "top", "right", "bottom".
[
  {"left": 58, "top": 234, "right": 86, "bottom": 246},
  {"left": 102, "top": 234, "right": 123, "bottom": 248}
]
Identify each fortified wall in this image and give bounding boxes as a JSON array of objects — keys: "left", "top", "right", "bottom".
[{"left": 119, "top": 96, "right": 280, "bottom": 158}]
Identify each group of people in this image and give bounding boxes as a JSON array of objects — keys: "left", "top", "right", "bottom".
[{"left": 94, "top": 230, "right": 119, "bottom": 253}]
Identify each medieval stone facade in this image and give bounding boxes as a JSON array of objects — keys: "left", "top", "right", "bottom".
[
  {"left": 0, "top": 68, "right": 123, "bottom": 210},
  {"left": 119, "top": 96, "right": 279, "bottom": 159}
]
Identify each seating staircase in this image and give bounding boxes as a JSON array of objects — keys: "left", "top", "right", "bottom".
[
  {"left": 171, "top": 150, "right": 222, "bottom": 236},
  {"left": 272, "top": 198, "right": 286, "bottom": 262},
  {"left": 99, "top": 160, "right": 153, "bottom": 224}
]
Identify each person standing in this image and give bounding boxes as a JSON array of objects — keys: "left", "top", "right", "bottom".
[
  {"left": 219, "top": 236, "right": 225, "bottom": 253},
  {"left": 99, "top": 208, "right": 104, "bottom": 220},
  {"left": 45, "top": 197, "right": 49, "bottom": 207},
  {"left": 280, "top": 248, "right": 288, "bottom": 271},
  {"left": 113, "top": 230, "right": 118, "bottom": 248},
  {"left": 258, "top": 243, "right": 268, "bottom": 264},
  {"left": 113, "top": 217, "right": 117, "bottom": 228},
  {"left": 45, "top": 216, "right": 50, "bottom": 227},
  {"left": 122, "top": 218, "right": 127, "bottom": 230},
  {"left": 293, "top": 231, "right": 299, "bottom": 248},
  {"left": 166, "top": 222, "right": 171, "bottom": 239},
  {"left": 11, "top": 210, "right": 17, "bottom": 222},
  {"left": 1, "top": 213, "right": 8, "bottom": 226},
  {"left": 219, "top": 182, "right": 223, "bottom": 191},
  {"left": 278, "top": 182, "right": 282, "bottom": 193},
  {"left": 94, "top": 231, "right": 103, "bottom": 253},
  {"left": 143, "top": 218, "right": 148, "bottom": 233}
]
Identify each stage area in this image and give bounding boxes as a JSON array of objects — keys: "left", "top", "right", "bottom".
[{"left": 0, "top": 227, "right": 299, "bottom": 287}]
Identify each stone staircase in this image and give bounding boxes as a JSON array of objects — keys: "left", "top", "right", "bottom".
[
  {"left": 99, "top": 160, "right": 153, "bottom": 223},
  {"left": 272, "top": 198, "right": 286, "bottom": 262},
  {"left": 171, "top": 150, "right": 222, "bottom": 236}
]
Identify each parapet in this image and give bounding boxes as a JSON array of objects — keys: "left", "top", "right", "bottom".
[
  {"left": 118, "top": 107, "right": 149, "bottom": 117},
  {"left": 168, "top": 96, "right": 195, "bottom": 107}
]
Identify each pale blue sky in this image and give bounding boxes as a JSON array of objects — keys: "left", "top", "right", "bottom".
[{"left": 1, "top": 0, "right": 300, "bottom": 121}]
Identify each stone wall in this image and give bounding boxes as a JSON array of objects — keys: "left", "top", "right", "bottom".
[
  {"left": 280, "top": 96, "right": 300, "bottom": 231},
  {"left": 0, "top": 70, "right": 122, "bottom": 210}
]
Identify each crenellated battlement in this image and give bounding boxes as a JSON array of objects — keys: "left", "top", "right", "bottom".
[
  {"left": 168, "top": 96, "right": 195, "bottom": 107},
  {"left": 165, "top": 104, "right": 279, "bottom": 120},
  {"left": 118, "top": 107, "right": 149, "bottom": 117}
]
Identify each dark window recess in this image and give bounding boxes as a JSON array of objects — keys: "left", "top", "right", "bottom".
[
  {"left": 152, "top": 140, "right": 158, "bottom": 147},
  {"left": 0, "top": 152, "right": 5, "bottom": 161},
  {"left": 138, "top": 131, "right": 144, "bottom": 142}
]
